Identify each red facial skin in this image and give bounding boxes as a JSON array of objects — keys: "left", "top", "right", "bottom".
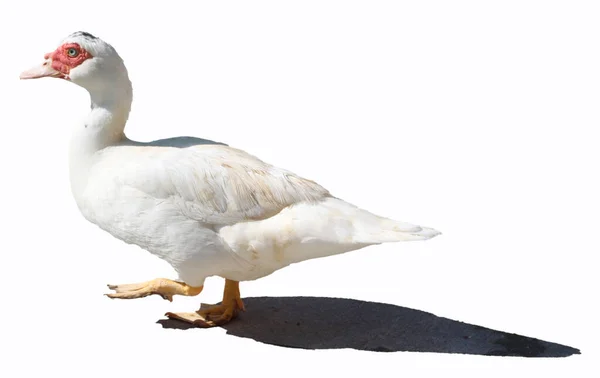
[{"left": 45, "top": 43, "right": 92, "bottom": 79}]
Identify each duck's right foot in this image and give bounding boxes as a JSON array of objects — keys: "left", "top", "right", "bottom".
[{"left": 165, "top": 279, "right": 245, "bottom": 327}]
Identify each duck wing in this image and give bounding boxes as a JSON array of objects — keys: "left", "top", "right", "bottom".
[{"left": 118, "top": 144, "right": 331, "bottom": 225}]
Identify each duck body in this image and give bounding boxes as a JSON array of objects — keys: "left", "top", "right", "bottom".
[
  {"left": 22, "top": 31, "right": 440, "bottom": 326},
  {"left": 71, "top": 138, "right": 437, "bottom": 287}
]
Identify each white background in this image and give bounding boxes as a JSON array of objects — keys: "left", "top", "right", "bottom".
[{"left": 0, "top": 1, "right": 597, "bottom": 377}]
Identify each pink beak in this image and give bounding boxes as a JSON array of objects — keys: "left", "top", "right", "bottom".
[{"left": 20, "top": 60, "right": 64, "bottom": 80}]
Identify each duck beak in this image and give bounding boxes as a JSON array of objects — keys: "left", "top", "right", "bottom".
[{"left": 20, "top": 59, "right": 64, "bottom": 80}]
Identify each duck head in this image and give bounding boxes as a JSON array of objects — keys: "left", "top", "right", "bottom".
[{"left": 20, "top": 31, "right": 129, "bottom": 94}]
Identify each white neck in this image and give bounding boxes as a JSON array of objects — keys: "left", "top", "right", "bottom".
[
  {"left": 69, "top": 71, "right": 133, "bottom": 198},
  {"left": 75, "top": 78, "right": 133, "bottom": 151}
]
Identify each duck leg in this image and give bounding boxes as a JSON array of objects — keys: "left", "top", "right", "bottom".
[
  {"left": 166, "top": 279, "right": 245, "bottom": 327},
  {"left": 106, "top": 278, "right": 203, "bottom": 302}
]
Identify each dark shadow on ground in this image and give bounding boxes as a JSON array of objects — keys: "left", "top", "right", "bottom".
[{"left": 157, "top": 296, "right": 580, "bottom": 357}]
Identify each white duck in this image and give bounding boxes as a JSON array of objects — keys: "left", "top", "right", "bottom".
[{"left": 20, "top": 32, "right": 440, "bottom": 327}]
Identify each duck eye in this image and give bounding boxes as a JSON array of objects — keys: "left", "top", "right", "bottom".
[{"left": 67, "top": 48, "right": 79, "bottom": 57}]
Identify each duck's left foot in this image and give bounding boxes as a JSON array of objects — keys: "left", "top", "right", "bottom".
[
  {"left": 166, "top": 279, "right": 245, "bottom": 327},
  {"left": 106, "top": 278, "right": 203, "bottom": 301}
]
